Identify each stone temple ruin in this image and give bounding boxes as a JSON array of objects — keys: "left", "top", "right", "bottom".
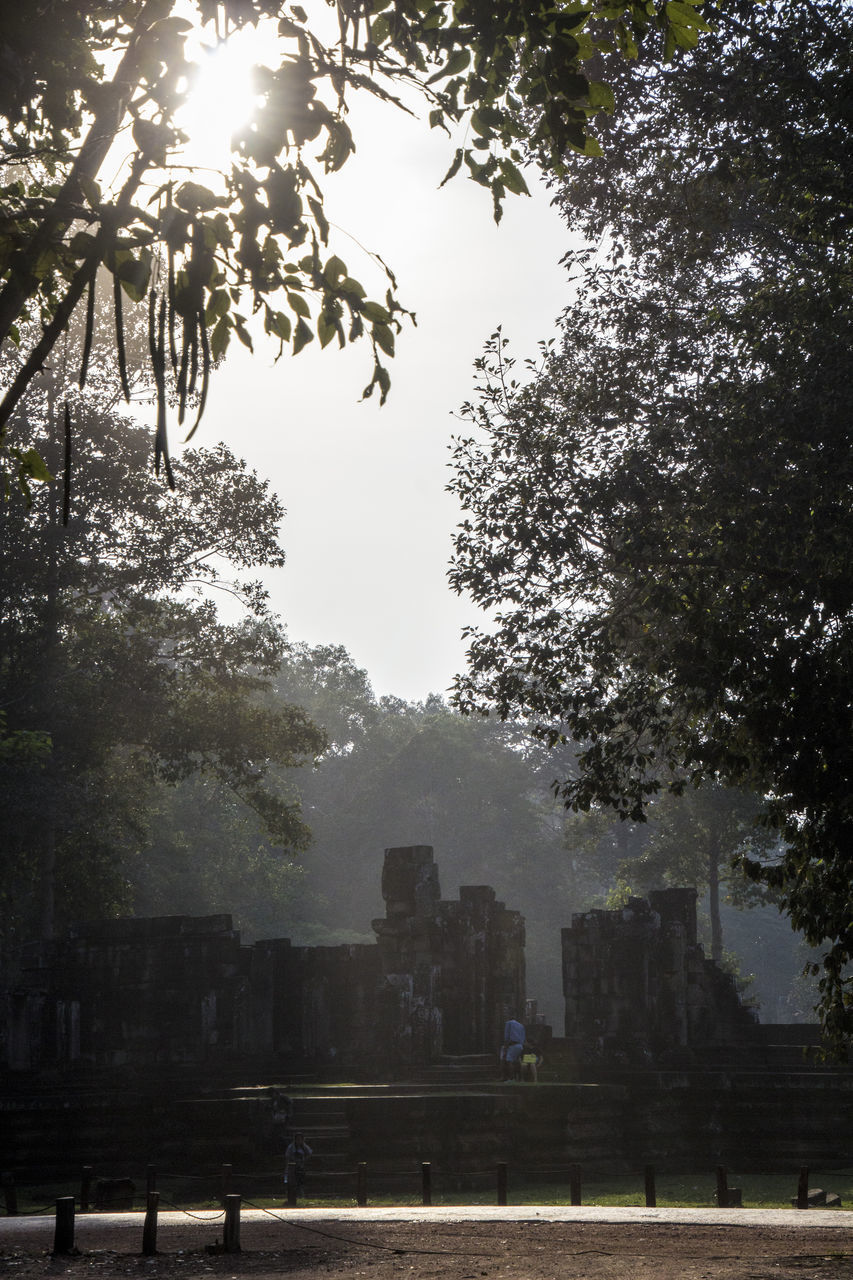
[
  {"left": 4, "top": 850, "right": 849, "bottom": 1181},
  {"left": 561, "top": 888, "right": 759, "bottom": 1068},
  {"left": 2, "top": 849, "right": 774, "bottom": 1080},
  {"left": 2, "top": 846, "right": 525, "bottom": 1075}
]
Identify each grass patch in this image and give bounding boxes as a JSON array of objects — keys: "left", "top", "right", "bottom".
[{"left": 7, "top": 1171, "right": 852, "bottom": 1215}]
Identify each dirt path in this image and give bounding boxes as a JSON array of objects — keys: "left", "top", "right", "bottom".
[{"left": 4, "top": 1217, "right": 853, "bottom": 1279}]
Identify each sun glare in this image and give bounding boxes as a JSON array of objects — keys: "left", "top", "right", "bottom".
[{"left": 178, "top": 25, "right": 271, "bottom": 173}]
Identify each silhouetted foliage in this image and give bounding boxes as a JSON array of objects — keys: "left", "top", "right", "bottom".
[
  {"left": 450, "top": 0, "right": 853, "bottom": 1043},
  {"left": 0, "top": 0, "right": 711, "bottom": 488}
]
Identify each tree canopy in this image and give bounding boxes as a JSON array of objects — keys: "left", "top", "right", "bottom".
[
  {"left": 0, "top": 0, "right": 712, "bottom": 489},
  {"left": 449, "top": 0, "right": 853, "bottom": 1042},
  {"left": 0, "top": 347, "right": 324, "bottom": 953}
]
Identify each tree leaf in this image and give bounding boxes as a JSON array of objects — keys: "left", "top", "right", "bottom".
[
  {"left": 372, "top": 322, "right": 395, "bottom": 357},
  {"left": 427, "top": 47, "right": 470, "bottom": 83},
  {"left": 499, "top": 159, "right": 530, "bottom": 197},
  {"left": 293, "top": 317, "right": 314, "bottom": 354},
  {"left": 317, "top": 311, "right": 338, "bottom": 348},
  {"left": 210, "top": 315, "right": 231, "bottom": 361},
  {"left": 175, "top": 182, "right": 221, "bottom": 214},
  {"left": 287, "top": 291, "right": 311, "bottom": 318},
  {"left": 587, "top": 81, "right": 616, "bottom": 113}
]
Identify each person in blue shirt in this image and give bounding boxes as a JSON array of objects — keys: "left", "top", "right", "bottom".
[{"left": 501, "top": 1016, "right": 526, "bottom": 1080}]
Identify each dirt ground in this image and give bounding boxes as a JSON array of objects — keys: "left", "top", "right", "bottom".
[{"left": 4, "top": 1219, "right": 853, "bottom": 1280}]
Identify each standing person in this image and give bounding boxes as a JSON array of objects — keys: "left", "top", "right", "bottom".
[
  {"left": 501, "top": 1015, "right": 526, "bottom": 1081},
  {"left": 284, "top": 1131, "right": 313, "bottom": 1199}
]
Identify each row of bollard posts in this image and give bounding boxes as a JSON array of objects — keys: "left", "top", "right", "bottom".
[
  {"left": 415, "top": 1161, "right": 798, "bottom": 1210},
  {"left": 49, "top": 1192, "right": 238, "bottom": 1258},
  {"left": 338, "top": 1160, "right": 810, "bottom": 1213},
  {"left": 347, "top": 1160, "right": 627, "bottom": 1208},
  {"left": 19, "top": 1158, "right": 820, "bottom": 1252},
  {"left": 0, "top": 1162, "right": 662, "bottom": 1218}
]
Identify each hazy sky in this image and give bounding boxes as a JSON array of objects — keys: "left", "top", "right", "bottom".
[{"left": 194, "top": 85, "right": 574, "bottom": 702}]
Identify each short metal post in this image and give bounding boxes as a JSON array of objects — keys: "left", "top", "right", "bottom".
[
  {"left": 80, "top": 1166, "right": 93, "bottom": 1213},
  {"left": 797, "top": 1166, "right": 810, "bottom": 1210},
  {"left": 142, "top": 1191, "right": 159, "bottom": 1256},
  {"left": 53, "top": 1197, "right": 76, "bottom": 1255},
  {"left": 356, "top": 1162, "right": 368, "bottom": 1207},
  {"left": 644, "top": 1165, "right": 656, "bottom": 1208},
  {"left": 715, "top": 1166, "right": 728, "bottom": 1208},
  {"left": 497, "top": 1162, "right": 507, "bottom": 1206},
  {"left": 223, "top": 1194, "right": 241, "bottom": 1253},
  {"left": 569, "top": 1163, "right": 582, "bottom": 1206},
  {"left": 421, "top": 1162, "right": 432, "bottom": 1207}
]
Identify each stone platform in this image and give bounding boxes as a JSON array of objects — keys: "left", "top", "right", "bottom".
[{"left": 4, "top": 1072, "right": 853, "bottom": 1188}]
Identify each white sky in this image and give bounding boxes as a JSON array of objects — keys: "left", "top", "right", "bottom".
[{"left": 182, "top": 47, "right": 575, "bottom": 702}]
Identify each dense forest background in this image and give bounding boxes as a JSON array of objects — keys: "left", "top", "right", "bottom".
[
  {"left": 0, "top": 355, "right": 816, "bottom": 1024},
  {"left": 0, "top": 298, "right": 819, "bottom": 1025}
]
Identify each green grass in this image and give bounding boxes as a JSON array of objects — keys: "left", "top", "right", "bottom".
[{"left": 7, "top": 1171, "right": 853, "bottom": 1214}]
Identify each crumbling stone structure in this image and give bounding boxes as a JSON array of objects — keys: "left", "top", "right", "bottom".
[
  {"left": 373, "top": 846, "right": 525, "bottom": 1063},
  {"left": 562, "top": 888, "right": 758, "bottom": 1067},
  {"left": 2, "top": 847, "right": 524, "bottom": 1077}
]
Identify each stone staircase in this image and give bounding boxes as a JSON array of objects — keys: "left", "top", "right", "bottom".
[
  {"left": 409, "top": 1054, "right": 497, "bottom": 1086},
  {"left": 283, "top": 1093, "right": 353, "bottom": 1196}
]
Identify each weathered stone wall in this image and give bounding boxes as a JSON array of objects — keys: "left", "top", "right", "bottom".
[
  {"left": 373, "top": 847, "right": 525, "bottom": 1064},
  {"left": 562, "top": 888, "right": 758, "bottom": 1067},
  {"left": 5, "top": 914, "right": 248, "bottom": 1072},
  {"left": 246, "top": 937, "right": 383, "bottom": 1069},
  {"left": 1, "top": 847, "right": 525, "bottom": 1078}
]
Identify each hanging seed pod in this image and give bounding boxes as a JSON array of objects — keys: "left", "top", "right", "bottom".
[
  {"left": 188, "top": 319, "right": 199, "bottom": 398},
  {"left": 113, "top": 266, "right": 132, "bottom": 403},
  {"left": 184, "top": 309, "right": 211, "bottom": 442},
  {"left": 150, "top": 290, "right": 175, "bottom": 489},
  {"left": 166, "top": 186, "right": 179, "bottom": 376},
  {"left": 168, "top": 246, "right": 178, "bottom": 375},
  {"left": 177, "top": 315, "right": 191, "bottom": 425},
  {"left": 62, "top": 401, "right": 72, "bottom": 526},
  {"left": 78, "top": 264, "right": 97, "bottom": 390}
]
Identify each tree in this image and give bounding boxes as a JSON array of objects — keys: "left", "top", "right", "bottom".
[
  {"left": 126, "top": 771, "right": 311, "bottom": 940},
  {"left": 0, "top": 0, "right": 710, "bottom": 489},
  {"left": 0, "top": 370, "right": 325, "bottom": 952},
  {"left": 607, "top": 785, "right": 772, "bottom": 962},
  {"left": 449, "top": 0, "right": 853, "bottom": 1042}
]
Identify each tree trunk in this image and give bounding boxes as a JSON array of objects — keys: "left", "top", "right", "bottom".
[{"left": 38, "top": 382, "right": 62, "bottom": 940}]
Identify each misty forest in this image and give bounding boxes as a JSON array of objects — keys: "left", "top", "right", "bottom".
[{"left": 1, "top": 0, "right": 850, "bottom": 1043}]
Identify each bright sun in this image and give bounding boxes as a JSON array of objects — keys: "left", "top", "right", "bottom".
[{"left": 178, "top": 24, "right": 271, "bottom": 173}]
